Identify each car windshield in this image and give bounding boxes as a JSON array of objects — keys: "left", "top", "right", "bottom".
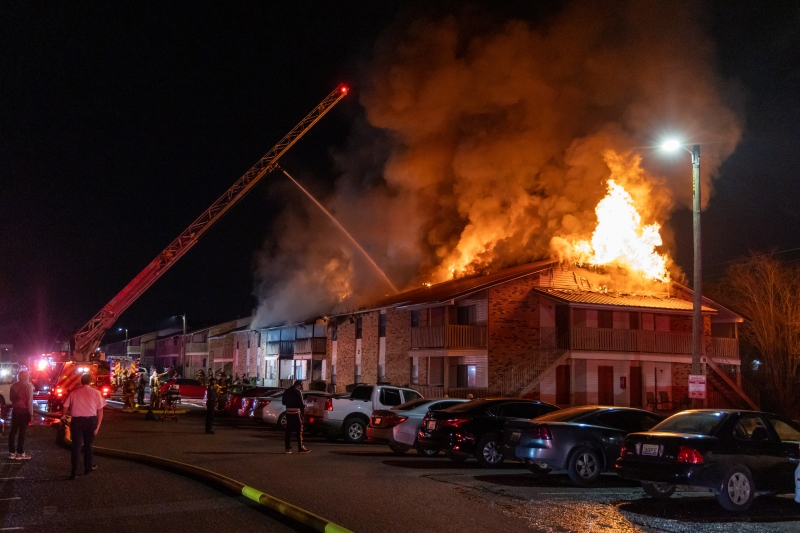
[
  {"left": 533, "top": 407, "right": 599, "bottom": 422},
  {"left": 392, "top": 398, "right": 431, "bottom": 411},
  {"left": 652, "top": 411, "right": 729, "bottom": 435}
]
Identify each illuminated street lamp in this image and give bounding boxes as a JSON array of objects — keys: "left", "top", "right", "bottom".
[
  {"left": 118, "top": 327, "right": 129, "bottom": 357},
  {"left": 174, "top": 314, "right": 187, "bottom": 373},
  {"left": 661, "top": 139, "right": 703, "bottom": 378}
]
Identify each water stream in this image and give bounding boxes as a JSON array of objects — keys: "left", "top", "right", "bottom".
[{"left": 281, "top": 169, "right": 399, "bottom": 295}]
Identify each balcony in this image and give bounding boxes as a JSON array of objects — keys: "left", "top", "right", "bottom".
[
  {"left": 267, "top": 340, "right": 295, "bottom": 358},
  {"left": 571, "top": 327, "right": 691, "bottom": 354},
  {"left": 708, "top": 337, "right": 739, "bottom": 361},
  {"left": 411, "top": 325, "right": 487, "bottom": 350},
  {"left": 185, "top": 342, "right": 208, "bottom": 354},
  {"left": 294, "top": 337, "right": 327, "bottom": 355}
]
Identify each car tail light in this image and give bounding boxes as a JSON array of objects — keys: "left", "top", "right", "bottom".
[
  {"left": 371, "top": 413, "right": 408, "bottom": 428},
  {"left": 619, "top": 444, "right": 626, "bottom": 457},
  {"left": 677, "top": 446, "right": 704, "bottom": 464},
  {"left": 56, "top": 387, "right": 64, "bottom": 398},
  {"left": 101, "top": 386, "right": 110, "bottom": 397},
  {"left": 324, "top": 397, "right": 333, "bottom": 411},
  {"left": 530, "top": 425, "right": 552, "bottom": 441},
  {"left": 440, "top": 418, "right": 470, "bottom": 428}
]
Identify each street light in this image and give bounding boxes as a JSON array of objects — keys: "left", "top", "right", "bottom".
[
  {"left": 661, "top": 139, "right": 704, "bottom": 379},
  {"left": 118, "top": 327, "right": 129, "bottom": 357},
  {"left": 174, "top": 314, "right": 186, "bottom": 374}
]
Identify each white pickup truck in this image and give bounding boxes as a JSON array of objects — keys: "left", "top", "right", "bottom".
[{"left": 305, "top": 384, "right": 422, "bottom": 444}]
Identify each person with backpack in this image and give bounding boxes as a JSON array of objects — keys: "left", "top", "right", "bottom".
[{"left": 8, "top": 369, "right": 34, "bottom": 460}]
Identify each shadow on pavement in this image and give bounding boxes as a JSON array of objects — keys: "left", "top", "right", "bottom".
[
  {"left": 618, "top": 495, "right": 800, "bottom": 522},
  {"left": 381, "top": 459, "right": 524, "bottom": 470},
  {"left": 473, "top": 472, "right": 640, "bottom": 489}
]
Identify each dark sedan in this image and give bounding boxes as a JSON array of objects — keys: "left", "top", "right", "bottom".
[
  {"left": 616, "top": 409, "right": 800, "bottom": 511},
  {"left": 418, "top": 398, "right": 559, "bottom": 467},
  {"left": 501, "top": 406, "right": 663, "bottom": 485}
]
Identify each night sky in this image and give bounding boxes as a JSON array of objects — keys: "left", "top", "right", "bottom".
[{"left": 1, "top": 2, "right": 798, "bottom": 355}]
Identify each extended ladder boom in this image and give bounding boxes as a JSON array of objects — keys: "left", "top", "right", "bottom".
[{"left": 72, "top": 84, "right": 349, "bottom": 360}]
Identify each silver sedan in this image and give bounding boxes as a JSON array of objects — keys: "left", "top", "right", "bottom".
[
  {"left": 367, "top": 398, "right": 468, "bottom": 456},
  {"left": 258, "top": 390, "right": 331, "bottom": 430}
]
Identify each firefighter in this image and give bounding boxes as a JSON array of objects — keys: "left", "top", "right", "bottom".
[
  {"left": 149, "top": 371, "right": 161, "bottom": 409},
  {"left": 195, "top": 368, "right": 206, "bottom": 385},
  {"left": 123, "top": 374, "right": 137, "bottom": 411},
  {"left": 136, "top": 372, "right": 146, "bottom": 407},
  {"left": 216, "top": 373, "right": 228, "bottom": 410},
  {"left": 205, "top": 377, "right": 217, "bottom": 434}
]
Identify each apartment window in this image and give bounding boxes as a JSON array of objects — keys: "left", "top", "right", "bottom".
[
  {"left": 355, "top": 317, "right": 362, "bottom": 339},
  {"left": 411, "top": 310, "right": 420, "bottom": 327},
  {"left": 629, "top": 312, "right": 641, "bottom": 330},
  {"left": 598, "top": 310, "right": 613, "bottom": 329},
  {"left": 173, "top": 337, "right": 178, "bottom": 346},
  {"left": 457, "top": 305, "right": 475, "bottom": 325},
  {"left": 430, "top": 307, "right": 445, "bottom": 326},
  {"left": 379, "top": 313, "right": 387, "bottom": 338}
]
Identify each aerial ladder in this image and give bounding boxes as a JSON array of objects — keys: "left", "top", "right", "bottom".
[{"left": 70, "top": 84, "right": 349, "bottom": 361}]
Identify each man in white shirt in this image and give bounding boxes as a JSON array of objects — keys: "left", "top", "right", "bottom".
[{"left": 62, "top": 373, "right": 106, "bottom": 480}]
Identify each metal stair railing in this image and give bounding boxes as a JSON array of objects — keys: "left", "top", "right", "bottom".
[
  {"left": 491, "top": 334, "right": 569, "bottom": 397},
  {"left": 706, "top": 358, "right": 759, "bottom": 410}
]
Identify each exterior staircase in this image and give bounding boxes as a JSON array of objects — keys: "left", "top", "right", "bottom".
[
  {"left": 706, "top": 358, "right": 760, "bottom": 410},
  {"left": 492, "top": 346, "right": 570, "bottom": 397}
]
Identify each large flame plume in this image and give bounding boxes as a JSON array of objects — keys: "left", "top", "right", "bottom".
[
  {"left": 253, "top": 1, "right": 742, "bottom": 327},
  {"left": 572, "top": 179, "right": 669, "bottom": 282}
]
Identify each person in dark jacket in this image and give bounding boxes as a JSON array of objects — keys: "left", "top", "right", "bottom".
[
  {"left": 281, "top": 380, "right": 309, "bottom": 454},
  {"left": 136, "top": 373, "right": 146, "bottom": 407},
  {"left": 205, "top": 378, "right": 217, "bottom": 434}
]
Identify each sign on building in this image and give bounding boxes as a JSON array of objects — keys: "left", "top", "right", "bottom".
[{"left": 688, "top": 374, "right": 706, "bottom": 399}]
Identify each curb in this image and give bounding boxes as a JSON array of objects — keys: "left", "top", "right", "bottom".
[{"left": 48, "top": 414, "right": 353, "bottom": 533}]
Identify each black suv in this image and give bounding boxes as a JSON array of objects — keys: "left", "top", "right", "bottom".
[{"left": 418, "top": 398, "right": 559, "bottom": 467}]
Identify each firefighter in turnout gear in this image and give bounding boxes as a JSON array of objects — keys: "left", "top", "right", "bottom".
[
  {"left": 205, "top": 378, "right": 217, "bottom": 434},
  {"left": 122, "top": 374, "right": 137, "bottom": 411}
]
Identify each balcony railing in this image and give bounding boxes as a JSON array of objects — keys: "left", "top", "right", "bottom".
[
  {"left": 294, "top": 337, "right": 327, "bottom": 355},
  {"left": 185, "top": 342, "right": 208, "bottom": 354},
  {"left": 708, "top": 337, "right": 739, "bottom": 361},
  {"left": 267, "top": 340, "right": 295, "bottom": 357},
  {"left": 410, "top": 386, "right": 489, "bottom": 399},
  {"left": 411, "top": 325, "right": 488, "bottom": 349},
  {"left": 571, "top": 327, "right": 692, "bottom": 354}
]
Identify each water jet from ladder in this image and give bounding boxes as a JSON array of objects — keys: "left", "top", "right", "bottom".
[{"left": 281, "top": 169, "right": 399, "bottom": 295}]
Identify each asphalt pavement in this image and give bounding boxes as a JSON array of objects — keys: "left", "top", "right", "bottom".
[{"left": 2, "top": 404, "right": 800, "bottom": 533}]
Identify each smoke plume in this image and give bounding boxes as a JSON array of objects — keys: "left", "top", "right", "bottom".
[{"left": 253, "top": 1, "right": 742, "bottom": 326}]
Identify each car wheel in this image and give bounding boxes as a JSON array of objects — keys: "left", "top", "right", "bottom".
[
  {"left": 446, "top": 450, "right": 469, "bottom": 462},
  {"left": 389, "top": 443, "right": 410, "bottom": 455},
  {"left": 641, "top": 481, "right": 675, "bottom": 499},
  {"left": 567, "top": 446, "right": 602, "bottom": 485},
  {"left": 526, "top": 464, "right": 552, "bottom": 477},
  {"left": 277, "top": 413, "right": 287, "bottom": 431},
  {"left": 475, "top": 434, "right": 505, "bottom": 468},
  {"left": 342, "top": 418, "right": 367, "bottom": 444},
  {"left": 715, "top": 466, "right": 755, "bottom": 511},
  {"left": 415, "top": 444, "right": 440, "bottom": 458}
]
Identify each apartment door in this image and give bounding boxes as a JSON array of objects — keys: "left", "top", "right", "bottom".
[
  {"left": 555, "top": 305, "right": 571, "bottom": 349},
  {"left": 629, "top": 366, "right": 643, "bottom": 408},
  {"left": 556, "top": 364, "right": 570, "bottom": 405},
  {"left": 598, "top": 365, "right": 614, "bottom": 405}
]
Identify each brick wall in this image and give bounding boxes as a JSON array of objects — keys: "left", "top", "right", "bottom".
[
  {"left": 360, "top": 311, "right": 379, "bottom": 384},
  {"left": 334, "top": 318, "right": 356, "bottom": 393},
  {"left": 385, "top": 308, "right": 412, "bottom": 386},
  {"left": 672, "top": 362, "right": 691, "bottom": 404},
  {"left": 488, "top": 276, "right": 542, "bottom": 383}
]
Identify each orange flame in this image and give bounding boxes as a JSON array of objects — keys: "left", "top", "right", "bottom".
[{"left": 572, "top": 179, "right": 669, "bottom": 281}]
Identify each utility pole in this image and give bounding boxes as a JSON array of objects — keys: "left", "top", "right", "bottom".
[{"left": 691, "top": 144, "right": 702, "bottom": 377}]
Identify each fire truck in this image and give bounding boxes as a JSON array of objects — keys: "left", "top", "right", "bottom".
[
  {"left": 48, "top": 360, "right": 113, "bottom": 412},
  {"left": 47, "top": 86, "right": 348, "bottom": 383}
]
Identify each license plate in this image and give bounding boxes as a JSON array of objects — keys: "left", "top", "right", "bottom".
[
  {"left": 641, "top": 444, "right": 659, "bottom": 456},
  {"left": 426, "top": 420, "right": 437, "bottom": 430},
  {"left": 373, "top": 418, "right": 382, "bottom": 426},
  {"left": 510, "top": 431, "right": 521, "bottom": 442}
]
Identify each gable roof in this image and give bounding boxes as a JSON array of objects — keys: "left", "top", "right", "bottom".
[
  {"left": 534, "top": 287, "right": 718, "bottom": 313},
  {"left": 333, "top": 259, "right": 557, "bottom": 315}
]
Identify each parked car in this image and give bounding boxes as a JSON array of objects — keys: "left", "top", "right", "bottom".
[
  {"left": 418, "top": 398, "right": 559, "bottom": 467},
  {"left": 253, "top": 390, "right": 331, "bottom": 429},
  {"left": 501, "top": 406, "right": 663, "bottom": 484},
  {"left": 226, "top": 386, "right": 280, "bottom": 416},
  {"left": 616, "top": 409, "right": 800, "bottom": 511},
  {"left": 368, "top": 398, "right": 469, "bottom": 456},
  {"left": 305, "top": 384, "right": 422, "bottom": 444},
  {"left": 159, "top": 378, "right": 205, "bottom": 399},
  {"left": 249, "top": 391, "right": 283, "bottom": 420}
]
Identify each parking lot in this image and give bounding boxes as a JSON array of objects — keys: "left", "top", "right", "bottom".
[{"left": 4, "top": 403, "right": 796, "bottom": 533}]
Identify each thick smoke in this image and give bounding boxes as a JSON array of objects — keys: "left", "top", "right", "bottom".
[{"left": 253, "top": 1, "right": 741, "bottom": 325}]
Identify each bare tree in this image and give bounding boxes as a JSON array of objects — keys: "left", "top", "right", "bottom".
[{"left": 725, "top": 253, "right": 800, "bottom": 416}]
